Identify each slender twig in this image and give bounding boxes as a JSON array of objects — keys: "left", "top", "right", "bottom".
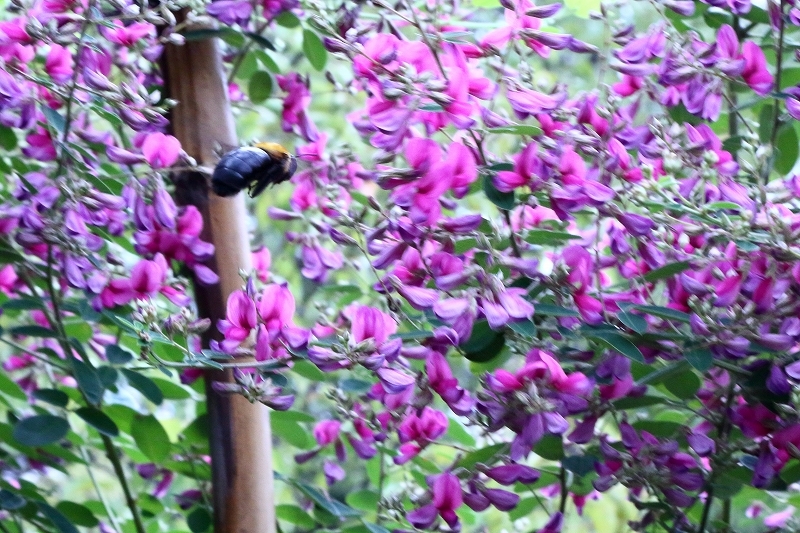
[
  {"left": 42, "top": 247, "right": 146, "bottom": 533},
  {"left": 558, "top": 464, "right": 568, "bottom": 514},
  {"left": 102, "top": 434, "right": 147, "bottom": 533},
  {"left": 402, "top": 0, "right": 445, "bottom": 76},
  {"left": 0, "top": 337, "right": 69, "bottom": 371},
  {"left": 376, "top": 450, "right": 386, "bottom": 525},
  {"left": 54, "top": 0, "right": 95, "bottom": 178},
  {"left": 769, "top": 0, "right": 787, "bottom": 153},
  {"left": 227, "top": 19, "right": 272, "bottom": 85},
  {"left": 79, "top": 446, "right": 122, "bottom": 533}
]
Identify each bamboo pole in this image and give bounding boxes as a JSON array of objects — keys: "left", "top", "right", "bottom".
[{"left": 162, "top": 18, "right": 277, "bottom": 533}]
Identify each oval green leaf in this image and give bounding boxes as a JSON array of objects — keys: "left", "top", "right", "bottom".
[{"left": 13, "top": 414, "right": 70, "bottom": 447}]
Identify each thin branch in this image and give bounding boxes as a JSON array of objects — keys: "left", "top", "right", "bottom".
[{"left": 102, "top": 434, "right": 147, "bottom": 533}]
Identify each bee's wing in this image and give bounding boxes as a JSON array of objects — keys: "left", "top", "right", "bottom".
[{"left": 213, "top": 142, "right": 242, "bottom": 160}]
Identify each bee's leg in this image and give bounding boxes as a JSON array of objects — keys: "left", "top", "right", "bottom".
[{"left": 248, "top": 178, "right": 270, "bottom": 198}]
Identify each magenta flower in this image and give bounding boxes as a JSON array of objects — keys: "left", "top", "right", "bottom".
[
  {"left": 277, "top": 73, "right": 318, "bottom": 141},
  {"left": 252, "top": 247, "right": 271, "bottom": 283},
  {"left": 506, "top": 85, "right": 562, "bottom": 119},
  {"left": 407, "top": 472, "right": 463, "bottom": 530},
  {"left": 99, "top": 254, "right": 171, "bottom": 307},
  {"left": 217, "top": 290, "right": 258, "bottom": 352},
  {"left": 495, "top": 142, "right": 542, "bottom": 192},
  {"left": 313, "top": 420, "right": 341, "bottom": 446},
  {"left": 142, "top": 132, "right": 181, "bottom": 168},
  {"left": 23, "top": 126, "right": 56, "bottom": 161},
  {"left": 764, "top": 506, "right": 795, "bottom": 528},
  {"left": 206, "top": 0, "right": 253, "bottom": 25},
  {"left": 101, "top": 20, "right": 155, "bottom": 47},
  {"left": 351, "top": 306, "right": 397, "bottom": 346},
  {"left": 258, "top": 283, "right": 296, "bottom": 334},
  {"left": 45, "top": 44, "right": 72, "bottom": 83},
  {"left": 741, "top": 41, "right": 773, "bottom": 95},
  {"left": 485, "top": 464, "right": 540, "bottom": 485},
  {"left": 395, "top": 406, "right": 448, "bottom": 464},
  {"left": 0, "top": 264, "right": 18, "bottom": 294}
]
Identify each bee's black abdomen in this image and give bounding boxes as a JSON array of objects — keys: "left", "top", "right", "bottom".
[{"left": 211, "top": 147, "right": 272, "bottom": 197}]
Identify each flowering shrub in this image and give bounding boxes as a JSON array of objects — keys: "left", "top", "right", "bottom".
[{"left": 1, "top": 0, "right": 800, "bottom": 531}]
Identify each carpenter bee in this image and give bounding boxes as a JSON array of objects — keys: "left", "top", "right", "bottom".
[{"left": 211, "top": 142, "right": 298, "bottom": 198}]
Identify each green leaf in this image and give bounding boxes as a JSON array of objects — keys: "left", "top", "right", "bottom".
[
  {"left": 706, "top": 201, "right": 744, "bottom": 211},
  {"left": 444, "top": 417, "right": 476, "bottom": 446},
  {"left": 55, "top": 501, "right": 98, "bottom": 527},
  {"left": 271, "top": 410, "right": 316, "bottom": 424},
  {"left": 33, "top": 388, "right": 69, "bottom": 407},
  {"left": 392, "top": 330, "right": 434, "bottom": 341},
  {"left": 302, "top": 29, "right": 328, "bottom": 71},
  {"left": 456, "top": 443, "right": 505, "bottom": 469},
  {"left": 483, "top": 175, "right": 515, "bottom": 210},
  {"left": 363, "top": 523, "right": 390, "bottom": 533},
  {"left": 642, "top": 261, "right": 692, "bottom": 282},
  {"left": 3, "top": 297, "right": 45, "bottom": 311},
  {"left": 759, "top": 104, "right": 776, "bottom": 143},
  {"left": 272, "top": 419, "right": 313, "bottom": 449},
  {"left": 617, "top": 310, "right": 647, "bottom": 334},
  {"left": 460, "top": 320, "right": 505, "bottom": 362},
  {"left": 292, "top": 360, "right": 326, "bottom": 381},
  {"left": 255, "top": 50, "right": 281, "bottom": 73},
  {"left": 248, "top": 70, "right": 273, "bottom": 104},
  {"left": 663, "top": 369, "right": 702, "bottom": 399},
  {"left": 64, "top": 321, "right": 92, "bottom": 343},
  {"left": 631, "top": 420, "right": 682, "bottom": 438},
  {"left": 0, "top": 125, "right": 17, "bottom": 150},
  {"left": 0, "top": 371, "right": 26, "bottom": 401},
  {"left": 562, "top": 454, "right": 598, "bottom": 476},
  {"left": 13, "top": 415, "right": 70, "bottom": 446},
  {"left": 103, "top": 404, "right": 138, "bottom": 435},
  {"left": 10, "top": 325, "right": 58, "bottom": 338},
  {"left": 340, "top": 378, "right": 373, "bottom": 393},
  {"left": 0, "top": 489, "right": 25, "bottom": 510},
  {"left": 121, "top": 369, "right": 164, "bottom": 405},
  {"left": 586, "top": 330, "right": 644, "bottom": 363},
  {"left": 41, "top": 106, "right": 66, "bottom": 133},
  {"left": 275, "top": 11, "right": 300, "bottom": 27},
  {"left": 71, "top": 358, "right": 104, "bottom": 405},
  {"left": 245, "top": 31, "right": 276, "bottom": 50},
  {"left": 187, "top": 507, "right": 212, "bottom": 533},
  {"left": 776, "top": 122, "right": 799, "bottom": 175},
  {"left": 345, "top": 490, "right": 379, "bottom": 512},
  {"left": 105, "top": 344, "right": 134, "bottom": 364},
  {"left": 75, "top": 407, "right": 119, "bottom": 437},
  {"left": 295, "top": 482, "right": 360, "bottom": 518},
  {"left": 151, "top": 378, "right": 192, "bottom": 400},
  {"left": 509, "top": 497, "right": 537, "bottom": 521},
  {"left": 98, "top": 366, "right": 118, "bottom": 389},
  {"left": 487, "top": 125, "right": 542, "bottom": 136},
  {"left": 182, "top": 413, "right": 210, "bottom": 446},
  {"left": 37, "top": 501, "right": 79, "bottom": 533},
  {"left": 630, "top": 305, "right": 691, "bottom": 323},
  {"left": 534, "top": 435, "right": 564, "bottom": 460},
  {"left": 524, "top": 230, "right": 581, "bottom": 245},
  {"left": 131, "top": 414, "right": 171, "bottom": 464},
  {"left": 507, "top": 319, "right": 537, "bottom": 337},
  {"left": 182, "top": 27, "right": 245, "bottom": 47},
  {"left": 534, "top": 303, "right": 580, "bottom": 317},
  {"left": 611, "top": 395, "right": 667, "bottom": 410},
  {"left": 277, "top": 504, "right": 316, "bottom": 528},
  {"left": 684, "top": 348, "right": 714, "bottom": 372}
]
